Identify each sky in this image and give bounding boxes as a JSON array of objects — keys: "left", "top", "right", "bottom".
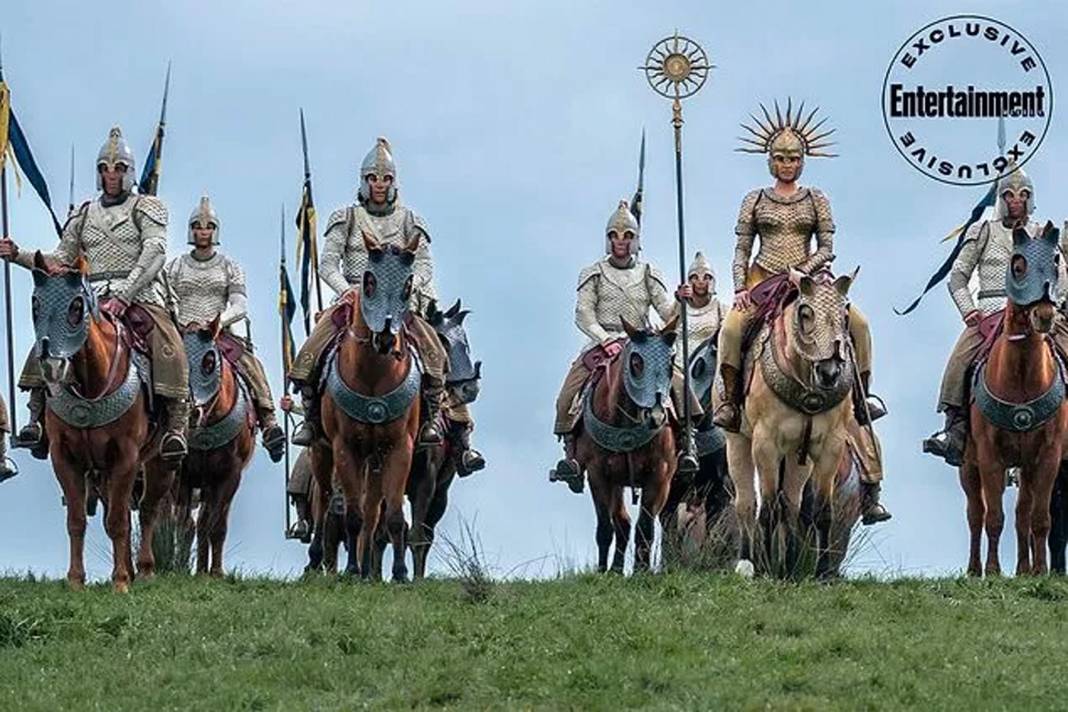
[{"left": 1, "top": 0, "right": 1066, "bottom": 580}]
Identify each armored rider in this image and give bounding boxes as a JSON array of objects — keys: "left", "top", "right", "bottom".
[
  {"left": 675, "top": 251, "right": 725, "bottom": 373},
  {"left": 288, "top": 137, "right": 483, "bottom": 470},
  {"left": 166, "top": 195, "right": 287, "bottom": 462},
  {"left": 550, "top": 199, "right": 698, "bottom": 492},
  {"left": 717, "top": 101, "right": 890, "bottom": 524},
  {"left": 0, "top": 127, "right": 189, "bottom": 464},
  {"left": 923, "top": 166, "right": 1049, "bottom": 465}
]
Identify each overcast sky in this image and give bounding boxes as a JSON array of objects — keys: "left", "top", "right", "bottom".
[{"left": 1, "top": 0, "right": 1066, "bottom": 580}]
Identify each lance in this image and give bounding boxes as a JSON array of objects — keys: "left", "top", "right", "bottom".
[
  {"left": 640, "top": 32, "right": 712, "bottom": 475},
  {"left": 66, "top": 144, "right": 74, "bottom": 216},
  {"left": 0, "top": 39, "right": 16, "bottom": 442},
  {"left": 631, "top": 128, "right": 646, "bottom": 225},
  {"left": 280, "top": 203, "right": 292, "bottom": 536},
  {"left": 140, "top": 61, "right": 171, "bottom": 196},
  {"left": 299, "top": 109, "right": 323, "bottom": 313}
]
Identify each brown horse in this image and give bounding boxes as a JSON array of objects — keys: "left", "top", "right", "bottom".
[
  {"left": 961, "top": 223, "right": 1067, "bottom": 576},
  {"left": 29, "top": 255, "right": 172, "bottom": 591},
  {"left": 576, "top": 317, "right": 679, "bottom": 574},
  {"left": 174, "top": 317, "right": 256, "bottom": 576},
  {"left": 316, "top": 232, "right": 422, "bottom": 581}
]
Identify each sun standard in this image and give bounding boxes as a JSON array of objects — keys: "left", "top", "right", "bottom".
[{"left": 889, "top": 84, "right": 1047, "bottom": 118}]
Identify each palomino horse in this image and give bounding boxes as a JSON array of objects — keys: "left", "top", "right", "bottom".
[
  {"left": 313, "top": 231, "right": 422, "bottom": 581},
  {"left": 576, "top": 316, "right": 679, "bottom": 574},
  {"left": 29, "top": 255, "right": 172, "bottom": 591},
  {"left": 961, "top": 223, "right": 1067, "bottom": 576},
  {"left": 173, "top": 316, "right": 256, "bottom": 576},
  {"left": 717, "top": 270, "right": 857, "bottom": 578}
]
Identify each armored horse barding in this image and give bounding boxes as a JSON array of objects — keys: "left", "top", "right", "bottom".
[
  {"left": 173, "top": 316, "right": 256, "bottom": 576},
  {"left": 961, "top": 223, "right": 1068, "bottom": 576},
  {"left": 575, "top": 316, "right": 680, "bottom": 574},
  {"left": 30, "top": 255, "right": 173, "bottom": 591}
]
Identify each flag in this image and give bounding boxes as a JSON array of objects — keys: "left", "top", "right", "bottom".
[
  {"left": 0, "top": 71, "right": 61, "bottom": 235},
  {"left": 295, "top": 176, "right": 318, "bottom": 334},
  {"left": 279, "top": 258, "right": 297, "bottom": 375},
  {"left": 139, "top": 62, "right": 170, "bottom": 196},
  {"left": 895, "top": 182, "right": 999, "bottom": 316}
]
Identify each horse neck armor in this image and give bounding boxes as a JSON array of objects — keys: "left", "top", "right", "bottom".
[
  {"left": 188, "top": 380, "right": 250, "bottom": 451},
  {"left": 47, "top": 351, "right": 148, "bottom": 429},
  {"left": 582, "top": 383, "right": 663, "bottom": 454},
  {"left": 974, "top": 348, "right": 1066, "bottom": 432},
  {"left": 758, "top": 322, "right": 854, "bottom": 415},
  {"left": 324, "top": 348, "right": 422, "bottom": 424}
]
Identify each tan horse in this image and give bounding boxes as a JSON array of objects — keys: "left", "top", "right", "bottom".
[{"left": 717, "top": 270, "right": 856, "bottom": 577}]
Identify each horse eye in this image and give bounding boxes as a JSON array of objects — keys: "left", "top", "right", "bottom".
[
  {"left": 630, "top": 353, "right": 645, "bottom": 378},
  {"left": 364, "top": 273, "right": 377, "bottom": 297},
  {"left": 32, "top": 296, "right": 40, "bottom": 321},
  {"left": 201, "top": 351, "right": 216, "bottom": 375},
  {"left": 692, "top": 359, "right": 707, "bottom": 378},
  {"left": 67, "top": 297, "right": 84, "bottom": 326},
  {"left": 1012, "top": 255, "right": 1028, "bottom": 279}
]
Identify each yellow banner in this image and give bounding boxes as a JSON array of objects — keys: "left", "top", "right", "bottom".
[{"left": 0, "top": 81, "right": 10, "bottom": 174}]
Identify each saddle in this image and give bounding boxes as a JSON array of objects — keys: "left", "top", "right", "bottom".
[
  {"left": 977, "top": 308, "right": 1006, "bottom": 359},
  {"left": 740, "top": 273, "right": 797, "bottom": 363}
]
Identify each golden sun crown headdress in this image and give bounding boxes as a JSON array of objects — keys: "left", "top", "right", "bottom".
[{"left": 736, "top": 98, "right": 837, "bottom": 158}]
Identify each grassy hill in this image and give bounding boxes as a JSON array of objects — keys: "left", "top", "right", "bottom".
[{"left": 1, "top": 572, "right": 1067, "bottom": 710}]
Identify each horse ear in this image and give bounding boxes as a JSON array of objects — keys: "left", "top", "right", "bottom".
[
  {"left": 403, "top": 231, "right": 421, "bottom": 255},
  {"left": 456, "top": 310, "right": 470, "bottom": 324},
  {"left": 361, "top": 230, "right": 382, "bottom": 254},
  {"left": 662, "top": 312, "right": 680, "bottom": 336},
  {"left": 444, "top": 299, "right": 461, "bottom": 319},
  {"left": 787, "top": 268, "right": 806, "bottom": 289},
  {"left": 1043, "top": 220, "right": 1060, "bottom": 246},
  {"left": 621, "top": 317, "right": 640, "bottom": 340},
  {"left": 798, "top": 275, "right": 816, "bottom": 298},
  {"left": 834, "top": 267, "right": 858, "bottom": 297},
  {"left": 425, "top": 299, "right": 441, "bottom": 323},
  {"left": 474, "top": 360, "right": 482, "bottom": 378},
  {"left": 73, "top": 254, "right": 90, "bottom": 276},
  {"left": 1013, "top": 226, "right": 1032, "bottom": 247},
  {"left": 32, "top": 251, "right": 48, "bottom": 273}
]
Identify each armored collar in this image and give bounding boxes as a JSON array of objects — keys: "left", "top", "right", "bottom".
[
  {"left": 761, "top": 187, "right": 811, "bottom": 205},
  {"left": 47, "top": 351, "right": 145, "bottom": 429},
  {"left": 758, "top": 326, "right": 853, "bottom": 415},
  {"left": 974, "top": 350, "right": 1066, "bottom": 432},
  {"left": 324, "top": 350, "right": 421, "bottom": 424},
  {"left": 189, "top": 382, "right": 251, "bottom": 451},
  {"left": 582, "top": 386, "right": 664, "bottom": 453}
]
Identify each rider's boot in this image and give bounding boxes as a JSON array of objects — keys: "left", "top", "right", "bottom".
[
  {"left": 855, "top": 371, "right": 888, "bottom": 425},
  {"left": 549, "top": 433, "right": 584, "bottom": 494},
  {"left": 286, "top": 493, "right": 312, "bottom": 542},
  {"left": 712, "top": 364, "right": 743, "bottom": 433},
  {"left": 922, "top": 406, "right": 966, "bottom": 466},
  {"left": 0, "top": 430, "right": 17, "bottom": 483},
  {"left": 860, "top": 482, "right": 892, "bottom": 525},
  {"left": 13, "top": 387, "right": 49, "bottom": 461},
  {"left": 418, "top": 378, "right": 446, "bottom": 447},
  {"left": 291, "top": 385, "right": 320, "bottom": 447},
  {"left": 258, "top": 407, "right": 286, "bottom": 463},
  {"left": 448, "top": 420, "right": 485, "bottom": 477},
  {"left": 160, "top": 397, "right": 189, "bottom": 467}
]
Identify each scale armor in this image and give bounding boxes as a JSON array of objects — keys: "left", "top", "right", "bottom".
[
  {"left": 187, "top": 195, "right": 221, "bottom": 245},
  {"left": 320, "top": 203, "right": 436, "bottom": 313},
  {"left": 167, "top": 252, "right": 248, "bottom": 329},
  {"left": 18, "top": 195, "right": 169, "bottom": 307},
  {"left": 949, "top": 219, "right": 1041, "bottom": 317},
  {"left": 732, "top": 187, "right": 834, "bottom": 292},
  {"left": 575, "top": 258, "right": 673, "bottom": 352}
]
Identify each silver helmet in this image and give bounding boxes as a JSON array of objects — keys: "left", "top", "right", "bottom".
[
  {"left": 187, "top": 195, "right": 220, "bottom": 245},
  {"left": 357, "top": 136, "right": 397, "bottom": 204},
  {"left": 604, "top": 199, "right": 641, "bottom": 254},
  {"left": 95, "top": 126, "right": 137, "bottom": 193},
  {"left": 996, "top": 163, "right": 1036, "bottom": 219},
  {"left": 687, "top": 251, "right": 716, "bottom": 292}
]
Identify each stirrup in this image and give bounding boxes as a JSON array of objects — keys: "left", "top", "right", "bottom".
[
  {"left": 291, "top": 421, "right": 317, "bottom": 447},
  {"left": 262, "top": 425, "right": 286, "bottom": 463},
  {"left": 12, "top": 424, "right": 42, "bottom": 450},
  {"left": 457, "top": 449, "right": 486, "bottom": 478},
  {"left": 677, "top": 451, "right": 700, "bottom": 475},
  {"left": 286, "top": 519, "right": 311, "bottom": 542},
  {"left": 0, "top": 456, "right": 18, "bottom": 484},
  {"left": 712, "top": 404, "right": 741, "bottom": 433},
  {"left": 418, "top": 421, "right": 444, "bottom": 447},
  {"left": 160, "top": 434, "right": 187, "bottom": 464},
  {"left": 862, "top": 502, "right": 892, "bottom": 526},
  {"left": 549, "top": 459, "right": 584, "bottom": 494}
]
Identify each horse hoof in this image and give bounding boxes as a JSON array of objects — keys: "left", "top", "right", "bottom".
[
  {"left": 734, "top": 560, "right": 755, "bottom": 578},
  {"left": 67, "top": 577, "right": 86, "bottom": 592},
  {"left": 113, "top": 581, "right": 130, "bottom": 594}
]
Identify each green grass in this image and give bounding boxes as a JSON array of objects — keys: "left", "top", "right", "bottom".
[{"left": 1, "top": 573, "right": 1068, "bottom": 710}]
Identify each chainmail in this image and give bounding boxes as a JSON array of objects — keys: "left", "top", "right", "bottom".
[
  {"left": 324, "top": 351, "right": 422, "bottom": 424},
  {"left": 320, "top": 203, "right": 436, "bottom": 313},
  {"left": 188, "top": 382, "right": 251, "bottom": 451},
  {"left": 46, "top": 351, "right": 146, "bottom": 429},
  {"left": 950, "top": 220, "right": 1040, "bottom": 317},
  {"left": 582, "top": 386, "right": 664, "bottom": 453},
  {"left": 676, "top": 299, "right": 722, "bottom": 370},
  {"left": 167, "top": 252, "right": 247, "bottom": 329},
  {"left": 732, "top": 188, "right": 834, "bottom": 292},
  {"left": 574, "top": 259, "right": 673, "bottom": 352},
  {"left": 18, "top": 195, "right": 169, "bottom": 307}
]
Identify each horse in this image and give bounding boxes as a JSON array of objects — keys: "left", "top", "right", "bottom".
[
  {"left": 313, "top": 230, "right": 422, "bottom": 581},
  {"left": 961, "top": 223, "right": 1067, "bottom": 577},
  {"left": 716, "top": 269, "right": 858, "bottom": 578},
  {"left": 29, "top": 254, "right": 173, "bottom": 592},
  {"left": 575, "top": 316, "right": 679, "bottom": 574},
  {"left": 172, "top": 316, "right": 256, "bottom": 576}
]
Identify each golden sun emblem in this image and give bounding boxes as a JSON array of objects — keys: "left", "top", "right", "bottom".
[{"left": 640, "top": 33, "right": 711, "bottom": 100}]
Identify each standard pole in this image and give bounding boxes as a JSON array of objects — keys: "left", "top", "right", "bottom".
[
  {"left": 1, "top": 165, "right": 17, "bottom": 441},
  {"left": 280, "top": 205, "right": 292, "bottom": 536},
  {"left": 671, "top": 99, "right": 693, "bottom": 460}
]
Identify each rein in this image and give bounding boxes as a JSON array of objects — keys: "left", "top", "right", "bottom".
[{"left": 68, "top": 316, "right": 128, "bottom": 403}]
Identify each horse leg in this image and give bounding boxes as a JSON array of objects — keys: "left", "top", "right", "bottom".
[
  {"left": 195, "top": 486, "right": 213, "bottom": 575},
  {"left": 208, "top": 468, "right": 241, "bottom": 577},
  {"left": 752, "top": 434, "right": 783, "bottom": 574},
  {"left": 358, "top": 465, "right": 383, "bottom": 582},
  {"left": 1029, "top": 453, "right": 1061, "bottom": 576},
  {"left": 608, "top": 484, "right": 631, "bottom": 575},
  {"left": 1015, "top": 471, "right": 1035, "bottom": 576},
  {"left": 105, "top": 466, "right": 138, "bottom": 593},
  {"left": 136, "top": 459, "right": 176, "bottom": 578},
  {"left": 726, "top": 435, "right": 757, "bottom": 573},
  {"left": 978, "top": 462, "right": 1006, "bottom": 576},
  {"left": 408, "top": 455, "right": 436, "bottom": 580},
  {"left": 1050, "top": 464, "right": 1068, "bottom": 575},
  {"left": 54, "top": 458, "right": 88, "bottom": 590},
  {"left": 381, "top": 448, "right": 413, "bottom": 584},
  {"left": 959, "top": 460, "right": 984, "bottom": 577},
  {"left": 634, "top": 466, "right": 671, "bottom": 574},
  {"left": 587, "top": 465, "right": 614, "bottom": 573}
]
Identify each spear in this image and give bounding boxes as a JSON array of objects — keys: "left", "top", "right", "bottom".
[
  {"left": 139, "top": 61, "right": 171, "bottom": 196},
  {"left": 630, "top": 128, "right": 646, "bottom": 225},
  {"left": 0, "top": 37, "right": 17, "bottom": 443},
  {"left": 300, "top": 109, "right": 322, "bottom": 312},
  {"left": 66, "top": 144, "right": 74, "bottom": 216},
  {"left": 279, "top": 203, "right": 292, "bottom": 536}
]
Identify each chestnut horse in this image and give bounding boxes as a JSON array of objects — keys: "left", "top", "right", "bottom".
[
  {"left": 576, "top": 316, "right": 679, "bottom": 574},
  {"left": 174, "top": 316, "right": 255, "bottom": 576},
  {"left": 314, "top": 231, "right": 422, "bottom": 581},
  {"left": 715, "top": 270, "right": 858, "bottom": 578},
  {"left": 961, "top": 223, "right": 1067, "bottom": 576},
  {"left": 29, "top": 255, "right": 172, "bottom": 591}
]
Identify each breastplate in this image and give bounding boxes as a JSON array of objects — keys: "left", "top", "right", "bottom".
[
  {"left": 342, "top": 207, "right": 410, "bottom": 285},
  {"left": 81, "top": 199, "right": 159, "bottom": 304},
  {"left": 595, "top": 262, "right": 653, "bottom": 333},
  {"left": 752, "top": 189, "right": 818, "bottom": 274},
  {"left": 172, "top": 253, "right": 230, "bottom": 326}
]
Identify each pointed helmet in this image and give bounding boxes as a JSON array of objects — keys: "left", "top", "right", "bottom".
[
  {"left": 996, "top": 163, "right": 1035, "bottom": 219},
  {"left": 358, "top": 136, "right": 398, "bottom": 204},
  {"left": 187, "top": 195, "right": 221, "bottom": 244},
  {"left": 687, "top": 251, "right": 716, "bottom": 292},
  {"left": 604, "top": 199, "right": 641, "bottom": 254},
  {"left": 95, "top": 126, "right": 137, "bottom": 192}
]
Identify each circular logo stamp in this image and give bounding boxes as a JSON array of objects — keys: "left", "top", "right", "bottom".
[{"left": 881, "top": 15, "right": 1053, "bottom": 186}]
